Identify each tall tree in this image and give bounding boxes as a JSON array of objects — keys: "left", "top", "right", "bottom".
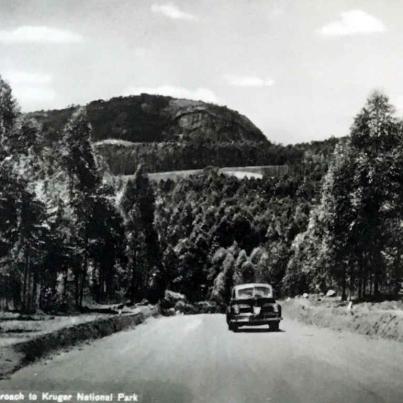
[
  {"left": 0, "top": 75, "right": 19, "bottom": 157},
  {"left": 349, "top": 92, "right": 400, "bottom": 297},
  {"left": 120, "top": 165, "right": 162, "bottom": 302},
  {"left": 0, "top": 76, "right": 50, "bottom": 312},
  {"left": 60, "top": 108, "right": 102, "bottom": 307},
  {"left": 89, "top": 185, "right": 126, "bottom": 303}
]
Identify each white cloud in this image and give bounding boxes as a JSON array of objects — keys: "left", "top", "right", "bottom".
[
  {"left": 151, "top": 3, "right": 196, "bottom": 20},
  {"left": 224, "top": 74, "right": 275, "bottom": 87},
  {"left": 125, "top": 85, "right": 219, "bottom": 103},
  {"left": 0, "top": 26, "right": 84, "bottom": 44},
  {"left": 318, "top": 10, "right": 386, "bottom": 36}
]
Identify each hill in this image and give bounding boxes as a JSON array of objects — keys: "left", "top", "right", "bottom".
[
  {"left": 28, "top": 94, "right": 308, "bottom": 174},
  {"left": 28, "top": 94, "right": 339, "bottom": 174},
  {"left": 28, "top": 94, "right": 268, "bottom": 144}
]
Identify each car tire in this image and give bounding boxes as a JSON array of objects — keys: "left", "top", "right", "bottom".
[{"left": 270, "top": 322, "right": 280, "bottom": 332}]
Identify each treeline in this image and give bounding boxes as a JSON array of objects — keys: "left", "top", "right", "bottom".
[
  {"left": 0, "top": 76, "right": 162, "bottom": 313},
  {"left": 95, "top": 140, "right": 302, "bottom": 175},
  {"left": 287, "top": 92, "right": 403, "bottom": 299}
]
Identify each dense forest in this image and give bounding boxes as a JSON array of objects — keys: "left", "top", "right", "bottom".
[
  {"left": 0, "top": 73, "right": 402, "bottom": 313},
  {"left": 95, "top": 140, "right": 303, "bottom": 174}
]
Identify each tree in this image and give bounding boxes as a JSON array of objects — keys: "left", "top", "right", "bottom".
[
  {"left": 39, "top": 199, "right": 75, "bottom": 312},
  {"left": 0, "top": 75, "right": 19, "bottom": 156},
  {"left": 349, "top": 92, "right": 401, "bottom": 297},
  {"left": 89, "top": 186, "right": 126, "bottom": 303},
  {"left": 211, "top": 251, "right": 235, "bottom": 305},
  {"left": 0, "top": 163, "right": 24, "bottom": 309},
  {"left": 60, "top": 108, "right": 103, "bottom": 308},
  {"left": 11, "top": 187, "right": 49, "bottom": 312},
  {"left": 120, "top": 165, "right": 162, "bottom": 302},
  {"left": 0, "top": 76, "right": 51, "bottom": 312}
]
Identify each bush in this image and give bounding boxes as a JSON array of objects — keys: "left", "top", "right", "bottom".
[{"left": 281, "top": 271, "right": 309, "bottom": 297}]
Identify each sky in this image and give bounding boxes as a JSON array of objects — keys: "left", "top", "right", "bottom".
[{"left": 1, "top": 0, "right": 403, "bottom": 144}]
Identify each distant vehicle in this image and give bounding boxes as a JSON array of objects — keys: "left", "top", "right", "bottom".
[{"left": 226, "top": 283, "right": 282, "bottom": 332}]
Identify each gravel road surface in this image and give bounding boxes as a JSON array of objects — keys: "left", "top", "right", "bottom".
[{"left": 1, "top": 314, "right": 403, "bottom": 403}]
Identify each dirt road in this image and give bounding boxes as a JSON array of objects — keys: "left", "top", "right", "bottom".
[{"left": 1, "top": 314, "right": 403, "bottom": 403}]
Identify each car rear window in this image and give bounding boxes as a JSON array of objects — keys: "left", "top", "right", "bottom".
[
  {"left": 236, "top": 286, "right": 272, "bottom": 298},
  {"left": 254, "top": 286, "right": 272, "bottom": 297},
  {"left": 237, "top": 288, "right": 254, "bottom": 298}
]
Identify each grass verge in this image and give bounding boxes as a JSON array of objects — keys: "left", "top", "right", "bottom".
[
  {"left": 0, "top": 306, "right": 158, "bottom": 379},
  {"left": 283, "top": 297, "right": 403, "bottom": 341}
]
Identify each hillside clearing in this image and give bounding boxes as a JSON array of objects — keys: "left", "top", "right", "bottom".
[{"left": 116, "top": 165, "right": 289, "bottom": 183}]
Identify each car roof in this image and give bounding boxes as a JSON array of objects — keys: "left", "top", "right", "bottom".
[{"left": 233, "top": 283, "right": 272, "bottom": 290}]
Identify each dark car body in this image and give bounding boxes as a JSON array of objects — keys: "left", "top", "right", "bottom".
[{"left": 226, "top": 283, "right": 282, "bottom": 331}]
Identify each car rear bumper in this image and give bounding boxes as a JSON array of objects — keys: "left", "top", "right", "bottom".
[{"left": 229, "top": 315, "right": 282, "bottom": 326}]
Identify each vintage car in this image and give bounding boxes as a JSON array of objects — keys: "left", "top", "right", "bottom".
[{"left": 226, "top": 283, "right": 282, "bottom": 331}]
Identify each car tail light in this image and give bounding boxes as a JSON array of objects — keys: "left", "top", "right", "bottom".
[
  {"left": 272, "top": 304, "right": 282, "bottom": 316},
  {"left": 253, "top": 306, "right": 261, "bottom": 315},
  {"left": 233, "top": 305, "right": 240, "bottom": 314}
]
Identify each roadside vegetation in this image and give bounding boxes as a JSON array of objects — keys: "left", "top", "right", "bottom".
[{"left": 0, "top": 74, "right": 402, "bottom": 316}]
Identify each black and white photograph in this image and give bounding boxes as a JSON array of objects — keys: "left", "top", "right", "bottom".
[{"left": 0, "top": 1, "right": 403, "bottom": 402}]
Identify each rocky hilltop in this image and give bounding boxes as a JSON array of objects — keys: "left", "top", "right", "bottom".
[{"left": 29, "top": 94, "right": 268, "bottom": 144}]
